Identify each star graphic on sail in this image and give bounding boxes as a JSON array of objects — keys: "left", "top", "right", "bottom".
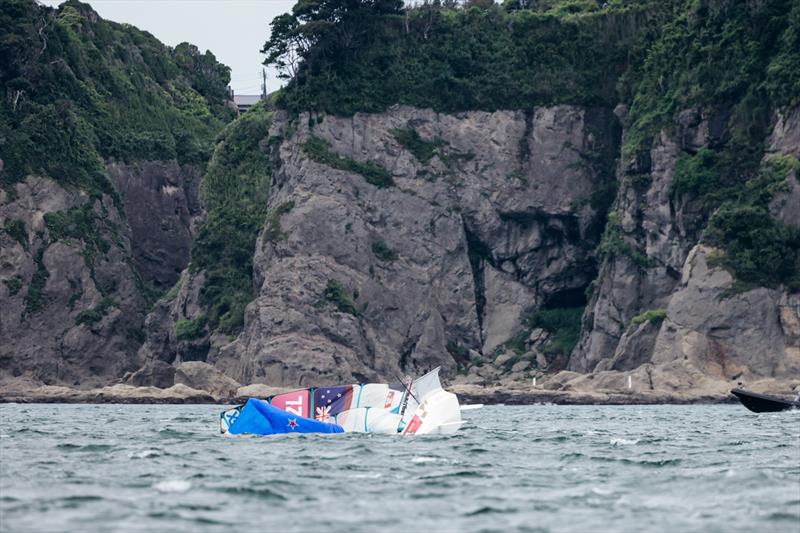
[
  {"left": 315, "top": 405, "right": 332, "bottom": 422},
  {"left": 313, "top": 385, "right": 353, "bottom": 417},
  {"left": 287, "top": 418, "right": 298, "bottom": 430}
]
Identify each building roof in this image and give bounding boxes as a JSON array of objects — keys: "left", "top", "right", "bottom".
[{"left": 233, "top": 94, "right": 262, "bottom": 106}]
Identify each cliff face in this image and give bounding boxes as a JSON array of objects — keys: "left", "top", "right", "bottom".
[
  {"left": 0, "top": 0, "right": 230, "bottom": 387},
  {"left": 0, "top": 177, "right": 144, "bottom": 386},
  {"left": 571, "top": 106, "right": 800, "bottom": 385},
  {"left": 0, "top": 162, "right": 206, "bottom": 387},
  {"left": 107, "top": 161, "right": 204, "bottom": 291},
  {"left": 137, "top": 103, "right": 799, "bottom": 391},
  {"left": 228, "top": 106, "right": 618, "bottom": 385},
  {"left": 139, "top": 105, "right": 619, "bottom": 385}
]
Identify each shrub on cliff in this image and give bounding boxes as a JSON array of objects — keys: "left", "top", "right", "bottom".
[
  {"left": 303, "top": 136, "right": 394, "bottom": 188},
  {"left": 175, "top": 318, "right": 207, "bottom": 341},
  {"left": 324, "top": 279, "right": 360, "bottom": 316}
]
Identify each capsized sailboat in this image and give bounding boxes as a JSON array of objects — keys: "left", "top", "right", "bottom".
[{"left": 219, "top": 367, "right": 464, "bottom": 436}]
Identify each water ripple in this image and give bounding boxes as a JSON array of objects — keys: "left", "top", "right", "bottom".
[{"left": 1, "top": 404, "right": 798, "bottom": 532}]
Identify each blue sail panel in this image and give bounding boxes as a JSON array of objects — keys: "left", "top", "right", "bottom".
[{"left": 227, "top": 398, "right": 345, "bottom": 436}]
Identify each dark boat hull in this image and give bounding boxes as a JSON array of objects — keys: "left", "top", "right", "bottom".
[{"left": 731, "top": 388, "right": 800, "bottom": 413}]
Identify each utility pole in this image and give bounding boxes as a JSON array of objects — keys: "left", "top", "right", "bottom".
[{"left": 260, "top": 68, "right": 267, "bottom": 101}]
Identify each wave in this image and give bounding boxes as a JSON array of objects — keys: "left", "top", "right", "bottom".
[
  {"left": 214, "top": 485, "right": 287, "bottom": 500},
  {"left": 153, "top": 480, "right": 192, "bottom": 493}
]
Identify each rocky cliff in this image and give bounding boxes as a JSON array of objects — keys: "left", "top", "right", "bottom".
[
  {"left": 135, "top": 105, "right": 618, "bottom": 385},
  {"left": 136, "top": 103, "right": 798, "bottom": 395},
  {"left": 571, "top": 106, "right": 800, "bottom": 385},
  {"left": 0, "top": 161, "right": 204, "bottom": 387},
  {"left": 0, "top": 0, "right": 230, "bottom": 388}
]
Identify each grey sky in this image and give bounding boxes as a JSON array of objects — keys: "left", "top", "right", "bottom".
[{"left": 39, "top": 0, "right": 296, "bottom": 95}]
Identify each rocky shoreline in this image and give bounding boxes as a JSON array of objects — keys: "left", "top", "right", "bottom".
[
  {"left": 2, "top": 374, "right": 795, "bottom": 407},
  {"left": 2, "top": 361, "right": 797, "bottom": 406},
  {"left": 0, "top": 383, "right": 738, "bottom": 405}
]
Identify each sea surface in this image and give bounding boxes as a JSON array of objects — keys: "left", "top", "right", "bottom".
[{"left": 0, "top": 404, "right": 798, "bottom": 532}]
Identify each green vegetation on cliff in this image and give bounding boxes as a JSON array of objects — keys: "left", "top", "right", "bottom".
[
  {"left": 265, "top": 0, "right": 643, "bottom": 115},
  {"left": 626, "top": 0, "right": 800, "bottom": 290},
  {"left": 75, "top": 297, "right": 116, "bottom": 326},
  {"left": 303, "top": 136, "right": 394, "bottom": 188},
  {"left": 189, "top": 103, "right": 273, "bottom": 334},
  {"left": 505, "top": 305, "right": 584, "bottom": 358},
  {"left": 175, "top": 317, "right": 207, "bottom": 341},
  {"left": 324, "top": 279, "right": 360, "bottom": 316},
  {"left": 629, "top": 308, "right": 666, "bottom": 328},
  {"left": 623, "top": 0, "right": 800, "bottom": 159},
  {"left": 0, "top": 0, "right": 233, "bottom": 197}
]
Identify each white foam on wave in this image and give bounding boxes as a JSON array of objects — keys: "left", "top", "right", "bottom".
[
  {"left": 348, "top": 473, "right": 382, "bottom": 479},
  {"left": 411, "top": 456, "right": 438, "bottom": 463},
  {"left": 610, "top": 437, "right": 640, "bottom": 446},
  {"left": 153, "top": 480, "right": 192, "bottom": 493},
  {"left": 129, "top": 449, "right": 161, "bottom": 459}
]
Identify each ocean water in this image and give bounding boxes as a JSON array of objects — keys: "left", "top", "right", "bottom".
[{"left": 0, "top": 404, "right": 798, "bottom": 532}]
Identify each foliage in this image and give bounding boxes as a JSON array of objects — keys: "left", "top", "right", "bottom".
[
  {"left": 0, "top": 0, "right": 232, "bottom": 197},
  {"left": 505, "top": 305, "right": 584, "bottom": 357},
  {"left": 126, "top": 326, "right": 146, "bottom": 343},
  {"left": 160, "top": 277, "right": 183, "bottom": 303},
  {"left": 371, "top": 239, "right": 398, "bottom": 261},
  {"left": 505, "top": 329, "right": 530, "bottom": 357},
  {"left": 263, "top": 0, "right": 404, "bottom": 83},
  {"left": 324, "top": 279, "right": 360, "bottom": 316},
  {"left": 265, "top": 0, "right": 646, "bottom": 115},
  {"left": 598, "top": 211, "right": 651, "bottom": 268},
  {"left": 706, "top": 205, "right": 800, "bottom": 291},
  {"left": 4, "top": 276, "right": 23, "bottom": 296},
  {"left": 629, "top": 308, "right": 666, "bottom": 327},
  {"left": 445, "top": 340, "right": 471, "bottom": 366},
  {"left": 390, "top": 128, "right": 445, "bottom": 165},
  {"left": 44, "top": 204, "right": 111, "bottom": 267},
  {"left": 264, "top": 201, "right": 295, "bottom": 242},
  {"left": 671, "top": 148, "right": 721, "bottom": 206},
  {"left": 670, "top": 151, "right": 800, "bottom": 290},
  {"left": 75, "top": 297, "right": 115, "bottom": 326},
  {"left": 23, "top": 248, "right": 49, "bottom": 316},
  {"left": 3, "top": 219, "right": 27, "bottom": 249},
  {"left": 529, "top": 306, "right": 584, "bottom": 356},
  {"left": 620, "top": 0, "right": 797, "bottom": 159},
  {"left": 303, "top": 136, "right": 394, "bottom": 188},
  {"left": 174, "top": 317, "right": 207, "bottom": 341},
  {"left": 190, "top": 105, "right": 273, "bottom": 334},
  {"left": 765, "top": 0, "right": 800, "bottom": 108}
]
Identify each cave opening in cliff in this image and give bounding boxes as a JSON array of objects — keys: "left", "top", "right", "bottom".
[{"left": 542, "top": 286, "right": 589, "bottom": 310}]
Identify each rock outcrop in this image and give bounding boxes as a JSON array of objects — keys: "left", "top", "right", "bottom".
[
  {"left": 144, "top": 105, "right": 619, "bottom": 386},
  {"left": 569, "top": 106, "right": 800, "bottom": 386},
  {"left": 0, "top": 177, "right": 146, "bottom": 386},
  {"left": 0, "top": 161, "right": 206, "bottom": 388},
  {"left": 136, "top": 103, "right": 798, "bottom": 396},
  {"left": 652, "top": 245, "right": 800, "bottom": 380},
  {"left": 106, "top": 161, "right": 204, "bottom": 290}
]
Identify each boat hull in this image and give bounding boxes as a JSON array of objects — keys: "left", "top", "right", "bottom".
[{"left": 731, "top": 388, "right": 800, "bottom": 413}]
